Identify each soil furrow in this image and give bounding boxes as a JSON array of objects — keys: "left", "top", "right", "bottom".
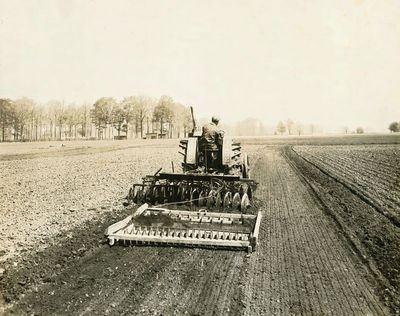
[
  {"left": 286, "top": 146, "right": 399, "bottom": 313},
  {"left": 241, "top": 146, "right": 390, "bottom": 315},
  {"left": 292, "top": 147, "right": 400, "bottom": 228}
]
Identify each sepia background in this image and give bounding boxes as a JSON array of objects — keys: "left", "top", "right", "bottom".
[
  {"left": 1, "top": 0, "right": 400, "bottom": 138},
  {"left": 1, "top": 1, "right": 400, "bottom": 315}
]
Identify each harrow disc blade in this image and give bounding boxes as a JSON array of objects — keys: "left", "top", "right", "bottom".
[
  {"left": 239, "top": 184, "right": 245, "bottom": 195},
  {"left": 142, "top": 187, "right": 150, "bottom": 203},
  {"left": 166, "top": 185, "right": 174, "bottom": 202},
  {"left": 199, "top": 190, "right": 207, "bottom": 206},
  {"left": 241, "top": 193, "right": 250, "bottom": 211},
  {"left": 150, "top": 186, "right": 159, "bottom": 204},
  {"left": 247, "top": 185, "right": 253, "bottom": 200},
  {"left": 173, "top": 185, "right": 180, "bottom": 202},
  {"left": 206, "top": 190, "right": 216, "bottom": 207},
  {"left": 159, "top": 186, "right": 166, "bottom": 204},
  {"left": 183, "top": 186, "right": 191, "bottom": 201},
  {"left": 177, "top": 183, "right": 185, "bottom": 201},
  {"left": 190, "top": 188, "right": 199, "bottom": 207},
  {"left": 144, "top": 188, "right": 151, "bottom": 203},
  {"left": 232, "top": 192, "right": 241, "bottom": 210},
  {"left": 128, "top": 187, "right": 134, "bottom": 202},
  {"left": 223, "top": 191, "right": 232, "bottom": 209},
  {"left": 215, "top": 192, "right": 222, "bottom": 207},
  {"left": 135, "top": 187, "right": 144, "bottom": 204}
]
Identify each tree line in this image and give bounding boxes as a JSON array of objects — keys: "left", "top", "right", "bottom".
[
  {"left": 274, "top": 119, "right": 323, "bottom": 136},
  {"left": 220, "top": 118, "right": 325, "bottom": 136},
  {"left": 0, "top": 96, "right": 193, "bottom": 142},
  {"left": 1, "top": 96, "right": 396, "bottom": 142}
]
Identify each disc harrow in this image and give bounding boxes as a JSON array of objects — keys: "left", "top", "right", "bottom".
[{"left": 128, "top": 172, "right": 256, "bottom": 211}]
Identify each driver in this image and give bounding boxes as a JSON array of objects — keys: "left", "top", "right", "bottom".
[
  {"left": 201, "top": 116, "right": 224, "bottom": 150},
  {"left": 200, "top": 116, "right": 224, "bottom": 168}
]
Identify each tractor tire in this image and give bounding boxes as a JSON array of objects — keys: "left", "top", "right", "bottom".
[{"left": 242, "top": 153, "right": 250, "bottom": 179}]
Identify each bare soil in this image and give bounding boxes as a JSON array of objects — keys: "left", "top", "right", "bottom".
[{"left": 0, "top": 136, "right": 399, "bottom": 315}]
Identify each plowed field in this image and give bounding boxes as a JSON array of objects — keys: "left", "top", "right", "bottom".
[{"left": 1, "top": 136, "right": 399, "bottom": 315}]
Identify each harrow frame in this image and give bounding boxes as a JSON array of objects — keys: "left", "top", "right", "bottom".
[{"left": 105, "top": 204, "right": 262, "bottom": 253}]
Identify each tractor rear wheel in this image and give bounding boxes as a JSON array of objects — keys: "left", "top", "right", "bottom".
[{"left": 242, "top": 153, "right": 250, "bottom": 178}]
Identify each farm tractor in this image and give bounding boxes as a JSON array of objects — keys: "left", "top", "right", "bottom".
[{"left": 105, "top": 107, "right": 262, "bottom": 253}]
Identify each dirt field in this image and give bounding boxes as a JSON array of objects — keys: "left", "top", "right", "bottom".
[{"left": 0, "top": 135, "right": 399, "bottom": 315}]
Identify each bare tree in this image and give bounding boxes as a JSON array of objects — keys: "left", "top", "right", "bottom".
[
  {"left": 56, "top": 103, "right": 68, "bottom": 140},
  {"left": 134, "top": 96, "right": 153, "bottom": 138},
  {"left": 153, "top": 96, "right": 174, "bottom": 138},
  {"left": 33, "top": 105, "right": 45, "bottom": 141},
  {"left": 12, "top": 97, "right": 35, "bottom": 141},
  {"left": 65, "top": 104, "right": 82, "bottom": 139},
  {"left": 76, "top": 103, "right": 91, "bottom": 138},
  {"left": 309, "top": 124, "right": 315, "bottom": 135},
  {"left": 276, "top": 121, "right": 286, "bottom": 135},
  {"left": 173, "top": 104, "right": 192, "bottom": 138},
  {"left": 112, "top": 103, "right": 127, "bottom": 137},
  {"left": 121, "top": 96, "right": 138, "bottom": 138},
  {"left": 46, "top": 100, "right": 64, "bottom": 140},
  {"left": 90, "top": 97, "right": 115, "bottom": 139},
  {"left": 295, "top": 122, "right": 304, "bottom": 136},
  {"left": 286, "top": 119, "right": 294, "bottom": 135},
  {"left": 0, "top": 98, "right": 13, "bottom": 142}
]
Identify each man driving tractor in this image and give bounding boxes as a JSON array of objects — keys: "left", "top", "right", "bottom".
[{"left": 199, "top": 116, "right": 224, "bottom": 169}]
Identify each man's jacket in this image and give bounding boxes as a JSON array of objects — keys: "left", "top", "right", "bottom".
[{"left": 200, "top": 122, "right": 224, "bottom": 150}]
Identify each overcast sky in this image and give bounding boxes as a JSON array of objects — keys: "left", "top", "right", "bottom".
[{"left": 1, "top": 0, "right": 399, "bottom": 131}]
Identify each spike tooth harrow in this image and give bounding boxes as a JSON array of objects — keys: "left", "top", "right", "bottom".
[{"left": 105, "top": 204, "right": 262, "bottom": 253}]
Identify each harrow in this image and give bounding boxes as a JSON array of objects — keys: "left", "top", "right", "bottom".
[
  {"left": 128, "top": 171, "right": 255, "bottom": 211},
  {"left": 106, "top": 204, "right": 262, "bottom": 253},
  {"left": 106, "top": 107, "right": 262, "bottom": 252}
]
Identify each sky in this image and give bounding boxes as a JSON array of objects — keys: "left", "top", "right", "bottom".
[{"left": 0, "top": 0, "right": 399, "bottom": 132}]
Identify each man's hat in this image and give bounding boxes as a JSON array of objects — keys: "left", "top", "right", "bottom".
[{"left": 211, "top": 116, "right": 220, "bottom": 123}]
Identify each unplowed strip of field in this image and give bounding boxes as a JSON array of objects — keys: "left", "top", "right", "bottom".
[{"left": 242, "top": 147, "right": 388, "bottom": 315}]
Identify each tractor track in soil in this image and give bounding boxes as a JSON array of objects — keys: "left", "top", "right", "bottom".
[{"left": 1, "top": 144, "right": 396, "bottom": 315}]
